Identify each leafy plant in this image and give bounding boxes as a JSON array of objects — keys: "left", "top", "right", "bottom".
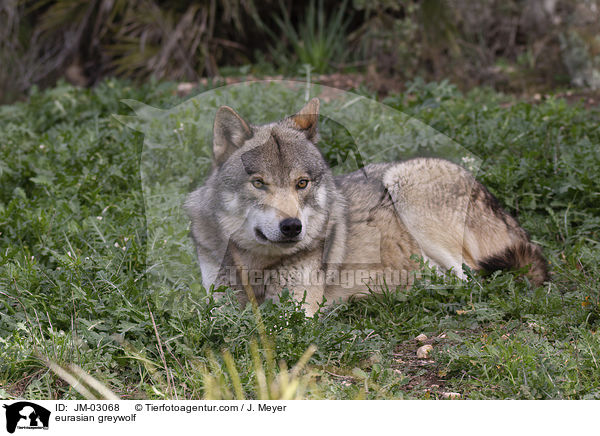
[
  {"left": 268, "top": 0, "right": 354, "bottom": 73},
  {"left": 0, "top": 0, "right": 263, "bottom": 102}
]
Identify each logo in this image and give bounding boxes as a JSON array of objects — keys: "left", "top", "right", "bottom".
[{"left": 3, "top": 402, "right": 51, "bottom": 434}]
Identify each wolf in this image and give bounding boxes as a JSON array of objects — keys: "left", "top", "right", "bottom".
[{"left": 184, "top": 98, "right": 549, "bottom": 316}]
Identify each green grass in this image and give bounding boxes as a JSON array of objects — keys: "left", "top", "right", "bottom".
[{"left": 1, "top": 78, "right": 599, "bottom": 399}]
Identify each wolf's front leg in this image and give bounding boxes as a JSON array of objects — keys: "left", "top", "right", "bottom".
[
  {"left": 264, "top": 285, "right": 324, "bottom": 317},
  {"left": 289, "top": 283, "right": 325, "bottom": 317},
  {"left": 268, "top": 284, "right": 324, "bottom": 317},
  {"left": 265, "top": 260, "right": 326, "bottom": 317}
]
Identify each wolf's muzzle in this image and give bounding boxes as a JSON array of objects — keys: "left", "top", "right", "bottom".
[{"left": 279, "top": 218, "right": 302, "bottom": 238}]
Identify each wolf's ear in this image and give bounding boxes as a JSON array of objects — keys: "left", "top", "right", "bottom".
[
  {"left": 213, "top": 106, "right": 252, "bottom": 167},
  {"left": 289, "top": 98, "right": 320, "bottom": 142}
]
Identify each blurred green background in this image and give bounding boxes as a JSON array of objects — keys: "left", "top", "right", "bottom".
[{"left": 2, "top": 0, "right": 600, "bottom": 103}]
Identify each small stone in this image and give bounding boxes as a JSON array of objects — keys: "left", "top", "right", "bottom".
[
  {"left": 415, "top": 333, "right": 428, "bottom": 342},
  {"left": 177, "top": 82, "right": 195, "bottom": 95},
  {"left": 442, "top": 392, "right": 461, "bottom": 399},
  {"left": 416, "top": 344, "right": 433, "bottom": 358}
]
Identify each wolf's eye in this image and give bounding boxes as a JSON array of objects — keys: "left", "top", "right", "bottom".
[
  {"left": 251, "top": 179, "right": 265, "bottom": 189},
  {"left": 296, "top": 179, "right": 309, "bottom": 189}
]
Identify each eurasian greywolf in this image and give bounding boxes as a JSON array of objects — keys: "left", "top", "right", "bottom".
[{"left": 185, "top": 98, "right": 548, "bottom": 316}]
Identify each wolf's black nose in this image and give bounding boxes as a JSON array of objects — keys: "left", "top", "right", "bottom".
[{"left": 279, "top": 218, "right": 302, "bottom": 237}]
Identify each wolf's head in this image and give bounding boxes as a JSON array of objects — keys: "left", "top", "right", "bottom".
[{"left": 207, "top": 98, "right": 335, "bottom": 257}]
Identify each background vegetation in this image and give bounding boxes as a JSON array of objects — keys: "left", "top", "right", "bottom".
[{"left": 2, "top": 0, "right": 600, "bottom": 103}]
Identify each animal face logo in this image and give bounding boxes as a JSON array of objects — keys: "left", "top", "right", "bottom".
[{"left": 3, "top": 402, "right": 51, "bottom": 434}]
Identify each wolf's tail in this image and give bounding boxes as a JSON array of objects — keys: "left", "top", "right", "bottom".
[{"left": 478, "top": 242, "right": 549, "bottom": 286}]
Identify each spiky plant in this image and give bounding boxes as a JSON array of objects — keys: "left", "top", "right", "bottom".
[{"left": 268, "top": 0, "right": 353, "bottom": 74}]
